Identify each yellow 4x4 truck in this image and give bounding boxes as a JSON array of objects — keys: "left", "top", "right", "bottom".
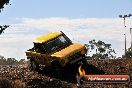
[{"left": 26, "top": 31, "right": 88, "bottom": 77}]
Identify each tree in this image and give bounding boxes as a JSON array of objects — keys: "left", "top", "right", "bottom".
[
  {"left": 19, "top": 59, "right": 26, "bottom": 65},
  {"left": 0, "top": 0, "right": 10, "bottom": 12},
  {"left": 6, "top": 58, "right": 18, "bottom": 65},
  {"left": 0, "top": 0, "right": 10, "bottom": 35},
  {"left": 0, "top": 55, "right": 6, "bottom": 65},
  {"left": 123, "top": 47, "right": 132, "bottom": 58},
  {"left": 0, "top": 25, "right": 9, "bottom": 35},
  {"left": 86, "top": 39, "right": 116, "bottom": 59},
  {"left": 0, "top": 56, "right": 18, "bottom": 65}
]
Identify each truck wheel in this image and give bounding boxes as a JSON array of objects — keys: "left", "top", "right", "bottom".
[
  {"left": 30, "top": 61, "right": 39, "bottom": 71},
  {"left": 82, "top": 58, "right": 87, "bottom": 65},
  {"left": 52, "top": 61, "right": 63, "bottom": 78}
]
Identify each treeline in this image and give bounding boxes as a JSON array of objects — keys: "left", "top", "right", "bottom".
[{"left": 0, "top": 55, "right": 26, "bottom": 65}]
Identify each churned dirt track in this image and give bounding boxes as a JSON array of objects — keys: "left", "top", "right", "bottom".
[
  {"left": 0, "top": 58, "right": 132, "bottom": 88},
  {"left": 0, "top": 65, "right": 78, "bottom": 88}
]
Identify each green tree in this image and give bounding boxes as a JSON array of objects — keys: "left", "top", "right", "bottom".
[
  {"left": 86, "top": 39, "right": 116, "bottom": 59},
  {"left": 0, "top": 25, "right": 9, "bottom": 35},
  {"left": 0, "top": 0, "right": 10, "bottom": 35},
  {"left": 0, "top": 56, "right": 18, "bottom": 65},
  {"left": 0, "top": 0, "right": 10, "bottom": 12},
  {"left": 0, "top": 55, "right": 6, "bottom": 65},
  {"left": 19, "top": 59, "right": 26, "bottom": 64},
  {"left": 6, "top": 58, "right": 18, "bottom": 65},
  {"left": 123, "top": 47, "right": 132, "bottom": 58}
]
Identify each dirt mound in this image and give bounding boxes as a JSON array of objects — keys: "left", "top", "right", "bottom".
[
  {"left": 0, "top": 78, "right": 13, "bottom": 88},
  {"left": 0, "top": 59, "right": 132, "bottom": 88}
]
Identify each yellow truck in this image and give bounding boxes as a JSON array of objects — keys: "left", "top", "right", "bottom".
[{"left": 26, "top": 31, "right": 87, "bottom": 77}]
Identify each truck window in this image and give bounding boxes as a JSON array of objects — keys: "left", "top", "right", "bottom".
[{"left": 44, "top": 35, "right": 70, "bottom": 53}]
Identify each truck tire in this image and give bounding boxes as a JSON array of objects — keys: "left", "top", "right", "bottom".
[
  {"left": 52, "top": 61, "right": 63, "bottom": 78},
  {"left": 30, "top": 60, "right": 39, "bottom": 71},
  {"left": 82, "top": 58, "right": 87, "bottom": 65}
]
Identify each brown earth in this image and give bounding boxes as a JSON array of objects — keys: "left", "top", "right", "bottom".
[{"left": 0, "top": 58, "right": 132, "bottom": 88}]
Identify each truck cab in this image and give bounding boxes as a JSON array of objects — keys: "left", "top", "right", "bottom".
[{"left": 26, "top": 31, "right": 87, "bottom": 77}]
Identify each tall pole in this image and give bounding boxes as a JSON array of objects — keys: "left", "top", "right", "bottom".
[
  {"left": 124, "top": 34, "right": 127, "bottom": 55},
  {"left": 123, "top": 18, "right": 127, "bottom": 56},
  {"left": 123, "top": 17, "right": 126, "bottom": 27},
  {"left": 119, "top": 14, "right": 132, "bottom": 57},
  {"left": 130, "top": 28, "right": 132, "bottom": 53}
]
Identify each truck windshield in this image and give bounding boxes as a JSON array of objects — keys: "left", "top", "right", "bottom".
[{"left": 44, "top": 35, "right": 71, "bottom": 53}]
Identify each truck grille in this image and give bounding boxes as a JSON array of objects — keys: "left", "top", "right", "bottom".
[{"left": 69, "top": 52, "right": 83, "bottom": 63}]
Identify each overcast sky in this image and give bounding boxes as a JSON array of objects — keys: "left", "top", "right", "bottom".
[{"left": 0, "top": 0, "right": 132, "bottom": 59}]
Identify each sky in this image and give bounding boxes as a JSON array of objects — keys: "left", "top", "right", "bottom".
[{"left": 0, "top": 0, "right": 132, "bottom": 59}]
